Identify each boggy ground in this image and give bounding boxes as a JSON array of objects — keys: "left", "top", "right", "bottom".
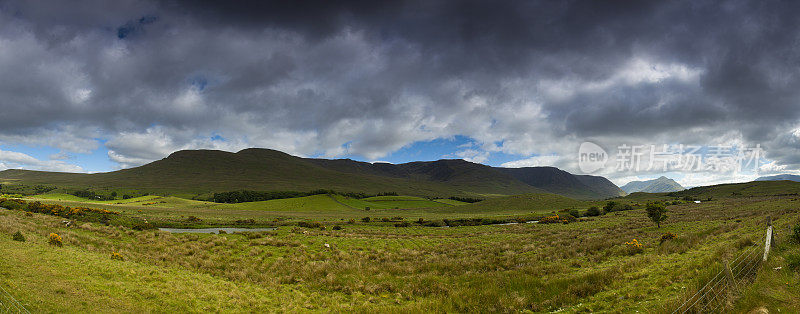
[{"left": 1, "top": 194, "right": 799, "bottom": 312}]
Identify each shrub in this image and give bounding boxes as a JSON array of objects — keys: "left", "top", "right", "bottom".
[
  {"left": 12, "top": 231, "right": 25, "bottom": 242},
  {"left": 381, "top": 217, "right": 390, "bottom": 222},
  {"left": 332, "top": 225, "right": 343, "bottom": 230},
  {"left": 347, "top": 219, "right": 355, "bottom": 224},
  {"left": 645, "top": 202, "right": 668, "bottom": 228},
  {"left": 624, "top": 239, "right": 643, "bottom": 255},
  {"left": 297, "top": 221, "right": 323, "bottom": 229},
  {"left": 48, "top": 233, "right": 63, "bottom": 247},
  {"left": 0, "top": 199, "right": 25, "bottom": 210},
  {"left": 421, "top": 220, "right": 444, "bottom": 227},
  {"left": 394, "top": 222, "right": 411, "bottom": 227},
  {"left": 111, "top": 252, "right": 124, "bottom": 261},
  {"left": 586, "top": 206, "right": 601, "bottom": 217},
  {"left": 448, "top": 196, "right": 484, "bottom": 203},
  {"left": 417, "top": 218, "right": 425, "bottom": 224},
  {"left": 568, "top": 209, "right": 581, "bottom": 218},
  {"left": 659, "top": 232, "right": 676, "bottom": 244},
  {"left": 361, "top": 217, "right": 370, "bottom": 223},
  {"left": 132, "top": 222, "right": 154, "bottom": 231},
  {"left": 603, "top": 201, "right": 617, "bottom": 212}
]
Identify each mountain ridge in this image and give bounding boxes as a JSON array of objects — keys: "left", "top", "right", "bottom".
[
  {"left": 0, "top": 148, "right": 623, "bottom": 199},
  {"left": 755, "top": 174, "right": 800, "bottom": 182}
]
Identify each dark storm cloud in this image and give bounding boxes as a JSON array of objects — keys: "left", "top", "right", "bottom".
[{"left": 1, "top": 0, "right": 800, "bottom": 176}]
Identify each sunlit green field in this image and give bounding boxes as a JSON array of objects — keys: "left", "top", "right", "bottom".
[
  {"left": 18, "top": 192, "right": 586, "bottom": 226},
  {"left": 2, "top": 184, "right": 800, "bottom": 312}
]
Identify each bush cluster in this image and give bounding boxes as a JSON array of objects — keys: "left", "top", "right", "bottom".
[
  {"left": 603, "top": 201, "right": 633, "bottom": 212},
  {"left": 585, "top": 206, "right": 601, "bottom": 217},
  {"left": 71, "top": 190, "right": 115, "bottom": 201},
  {"left": 447, "top": 196, "right": 484, "bottom": 203},
  {"left": 539, "top": 214, "right": 576, "bottom": 224},
  {"left": 297, "top": 221, "right": 324, "bottom": 229},
  {"left": 659, "top": 232, "right": 676, "bottom": 244},
  {"left": 0, "top": 198, "right": 117, "bottom": 218}
]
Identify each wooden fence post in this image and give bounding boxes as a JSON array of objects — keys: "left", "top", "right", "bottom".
[{"left": 763, "top": 218, "right": 773, "bottom": 261}]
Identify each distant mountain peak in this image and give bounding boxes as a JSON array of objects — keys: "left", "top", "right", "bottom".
[
  {"left": 755, "top": 174, "right": 800, "bottom": 182},
  {"left": 621, "top": 176, "right": 684, "bottom": 193}
]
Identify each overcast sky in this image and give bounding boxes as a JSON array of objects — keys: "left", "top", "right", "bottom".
[{"left": 1, "top": 0, "right": 800, "bottom": 186}]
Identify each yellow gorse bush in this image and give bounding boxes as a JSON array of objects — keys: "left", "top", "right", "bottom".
[
  {"left": 111, "top": 252, "right": 124, "bottom": 261},
  {"left": 624, "top": 238, "right": 642, "bottom": 248},
  {"left": 659, "top": 232, "right": 676, "bottom": 243},
  {"left": 539, "top": 214, "right": 576, "bottom": 224},
  {"left": 623, "top": 238, "right": 643, "bottom": 255},
  {"left": 48, "top": 233, "right": 63, "bottom": 247}
]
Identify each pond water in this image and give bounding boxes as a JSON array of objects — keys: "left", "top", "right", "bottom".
[{"left": 158, "top": 227, "right": 276, "bottom": 234}]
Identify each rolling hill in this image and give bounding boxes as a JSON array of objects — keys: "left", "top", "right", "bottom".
[
  {"left": 755, "top": 174, "right": 800, "bottom": 182},
  {"left": 666, "top": 180, "right": 800, "bottom": 199},
  {"left": 0, "top": 148, "right": 623, "bottom": 199},
  {"left": 620, "top": 176, "right": 684, "bottom": 193}
]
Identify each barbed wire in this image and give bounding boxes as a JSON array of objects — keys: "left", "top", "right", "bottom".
[
  {"left": 673, "top": 230, "right": 768, "bottom": 314},
  {"left": 0, "top": 282, "right": 29, "bottom": 314}
]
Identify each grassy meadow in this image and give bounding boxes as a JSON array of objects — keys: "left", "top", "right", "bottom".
[{"left": 1, "top": 182, "right": 800, "bottom": 312}]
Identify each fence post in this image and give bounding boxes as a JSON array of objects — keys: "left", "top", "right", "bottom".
[{"left": 763, "top": 218, "right": 773, "bottom": 261}]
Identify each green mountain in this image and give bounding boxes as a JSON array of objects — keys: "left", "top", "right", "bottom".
[
  {"left": 755, "top": 174, "right": 800, "bottom": 182},
  {"left": 496, "top": 167, "right": 625, "bottom": 199},
  {"left": 620, "top": 176, "right": 684, "bottom": 193},
  {"left": 0, "top": 148, "right": 622, "bottom": 199}
]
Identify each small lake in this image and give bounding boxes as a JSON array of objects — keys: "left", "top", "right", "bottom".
[{"left": 158, "top": 227, "right": 276, "bottom": 234}]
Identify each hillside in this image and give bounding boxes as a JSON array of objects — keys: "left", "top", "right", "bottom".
[
  {"left": 0, "top": 148, "right": 622, "bottom": 199},
  {"left": 621, "top": 176, "right": 684, "bottom": 193},
  {"left": 453, "top": 193, "right": 588, "bottom": 214},
  {"left": 667, "top": 180, "right": 800, "bottom": 199},
  {"left": 497, "top": 167, "right": 625, "bottom": 199},
  {"left": 755, "top": 174, "right": 800, "bottom": 182}
]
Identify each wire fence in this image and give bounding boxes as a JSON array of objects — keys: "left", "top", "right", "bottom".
[
  {"left": 672, "top": 223, "right": 773, "bottom": 313},
  {"left": 0, "top": 282, "right": 29, "bottom": 314}
]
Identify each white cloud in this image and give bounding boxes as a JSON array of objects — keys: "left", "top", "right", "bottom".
[
  {"left": 501, "top": 155, "right": 562, "bottom": 168},
  {"left": 0, "top": 149, "right": 83, "bottom": 172},
  {"left": 452, "top": 149, "right": 490, "bottom": 163}
]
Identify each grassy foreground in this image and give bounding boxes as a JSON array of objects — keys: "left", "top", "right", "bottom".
[{"left": 2, "top": 188, "right": 800, "bottom": 312}]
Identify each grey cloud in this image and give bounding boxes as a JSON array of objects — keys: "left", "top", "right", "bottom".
[{"left": 0, "top": 0, "right": 799, "bottom": 176}]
